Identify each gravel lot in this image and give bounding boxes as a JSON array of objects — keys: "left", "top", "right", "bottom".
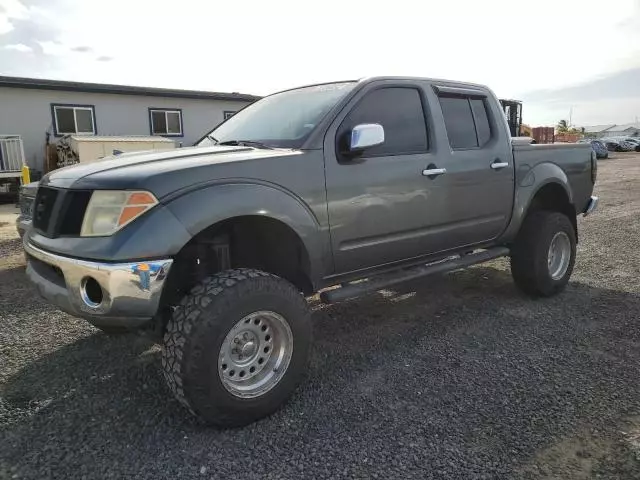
[{"left": 2, "top": 154, "right": 640, "bottom": 479}]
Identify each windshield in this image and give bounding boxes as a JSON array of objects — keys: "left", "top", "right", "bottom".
[{"left": 197, "top": 82, "right": 356, "bottom": 149}]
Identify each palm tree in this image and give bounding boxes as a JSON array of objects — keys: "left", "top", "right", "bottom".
[{"left": 556, "top": 119, "right": 569, "bottom": 133}]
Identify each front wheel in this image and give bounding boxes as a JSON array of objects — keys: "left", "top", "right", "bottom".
[
  {"left": 162, "top": 268, "right": 312, "bottom": 427},
  {"left": 510, "top": 211, "right": 576, "bottom": 297}
]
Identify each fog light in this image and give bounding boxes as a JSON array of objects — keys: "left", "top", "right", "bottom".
[{"left": 81, "top": 277, "right": 103, "bottom": 308}]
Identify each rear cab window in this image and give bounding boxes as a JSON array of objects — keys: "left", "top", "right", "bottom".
[{"left": 438, "top": 93, "right": 493, "bottom": 150}]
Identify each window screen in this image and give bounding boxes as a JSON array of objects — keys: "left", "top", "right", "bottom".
[
  {"left": 166, "top": 112, "right": 181, "bottom": 134},
  {"left": 53, "top": 105, "right": 96, "bottom": 135},
  {"left": 75, "top": 109, "right": 95, "bottom": 133},
  {"left": 150, "top": 109, "right": 182, "bottom": 136},
  {"left": 55, "top": 108, "right": 76, "bottom": 134}
]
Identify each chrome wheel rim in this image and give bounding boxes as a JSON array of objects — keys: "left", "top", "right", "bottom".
[
  {"left": 218, "top": 311, "right": 293, "bottom": 399},
  {"left": 548, "top": 231, "right": 571, "bottom": 280}
]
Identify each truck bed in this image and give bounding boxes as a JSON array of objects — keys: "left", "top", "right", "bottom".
[{"left": 513, "top": 142, "right": 594, "bottom": 214}]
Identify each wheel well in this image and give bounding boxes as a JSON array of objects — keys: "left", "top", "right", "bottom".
[
  {"left": 527, "top": 183, "right": 577, "bottom": 240},
  {"left": 161, "top": 216, "right": 313, "bottom": 310}
]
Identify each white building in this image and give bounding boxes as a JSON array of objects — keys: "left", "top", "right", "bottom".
[
  {"left": 581, "top": 123, "right": 640, "bottom": 139},
  {"left": 0, "top": 76, "right": 260, "bottom": 175},
  {"left": 605, "top": 123, "right": 640, "bottom": 137},
  {"left": 582, "top": 124, "right": 616, "bottom": 137}
]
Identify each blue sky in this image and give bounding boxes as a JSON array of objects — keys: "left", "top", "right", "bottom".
[{"left": 1, "top": 0, "right": 639, "bottom": 126}]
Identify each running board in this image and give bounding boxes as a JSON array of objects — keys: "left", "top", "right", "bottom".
[{"left": 320, "top": 247, "right": 510, "bottom": 304}]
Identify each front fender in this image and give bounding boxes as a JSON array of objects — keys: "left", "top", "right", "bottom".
[
  {"left": 501, "top": 162, "right": 573, "bottom": 243},
  {"left": 165, "top": 181, "right": 327, "bottom": 283}
]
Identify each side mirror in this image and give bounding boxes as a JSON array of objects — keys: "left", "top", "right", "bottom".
[{"left": 349, "top": 123, "right": 385, "bottom": 152}]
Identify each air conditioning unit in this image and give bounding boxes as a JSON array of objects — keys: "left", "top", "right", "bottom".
[{"left": 56, "top": 135, "right": 177, "bottom": 168}]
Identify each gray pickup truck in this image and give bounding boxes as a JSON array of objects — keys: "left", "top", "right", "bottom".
[{"left": 23, "top": 77, "right": 598, "bottom": 426}]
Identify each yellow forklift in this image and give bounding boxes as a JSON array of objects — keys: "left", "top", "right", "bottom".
[{"left": 499, "top": 98, "right": 523, "bottom": 137}]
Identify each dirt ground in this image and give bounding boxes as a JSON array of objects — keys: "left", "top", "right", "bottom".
[{"left": 1, "top": 154, "right": 640, "bottom": 479}]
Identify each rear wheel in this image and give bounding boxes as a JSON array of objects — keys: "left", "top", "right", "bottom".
[
  {"left": 510, "top": 210, "right": 576, "bottom": 297},
  {"left": 162, "top": 268, "right": 312, "bottom": 427}
]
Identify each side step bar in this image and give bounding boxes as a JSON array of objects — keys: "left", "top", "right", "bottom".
[{"left": 320, "top": 247, "right": 510, "bottom": 304}]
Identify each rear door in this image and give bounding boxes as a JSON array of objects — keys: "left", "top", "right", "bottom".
[{"left": 427, "top": 86, "right": 515, "bottom": 249}]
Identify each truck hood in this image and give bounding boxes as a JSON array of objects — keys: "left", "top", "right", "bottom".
[{"left": 41, "top": 145, "right": 302, "bottom": 199}]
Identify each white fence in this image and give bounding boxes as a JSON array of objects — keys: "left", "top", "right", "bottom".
[{"left": 0, "top": 135, "right": 26, "bottom": 178}]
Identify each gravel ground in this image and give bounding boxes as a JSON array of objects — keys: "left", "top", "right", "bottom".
[{"left": 2, "top": 154, "right": 640, "bottom": 479}]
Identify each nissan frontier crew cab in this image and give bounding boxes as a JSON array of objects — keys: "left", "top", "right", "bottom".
[{"left": 24, "top": 77, "right": 598, "bottom": 427}]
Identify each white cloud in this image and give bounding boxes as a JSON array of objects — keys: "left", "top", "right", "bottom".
[
  {"left": 0, "top": 0, "right": 29, "bottom": 33},
  {"left": 37, "top": 40, "right": 67, "bottom": 56},
  {"left": 4, "top": 42, "right": 31, "bottom": 52},
  {"left": 1, "top": 0, "right": 640, "bottom": 124},
  {"left": 0, "top": 17, "right": 12, "bottom": 35}
]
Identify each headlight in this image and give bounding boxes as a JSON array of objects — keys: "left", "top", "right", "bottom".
[{"left": 81, "top": 190, "right": 158, "bottom": 237}]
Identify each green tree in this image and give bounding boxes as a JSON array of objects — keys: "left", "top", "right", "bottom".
[{"left": 556, "top": 119, "right": 569, "bottom": 133}]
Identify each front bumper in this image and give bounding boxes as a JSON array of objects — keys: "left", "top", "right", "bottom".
[
  {"left": 16, "top": 215, "right": 31, "bottom": 238},
  {"left": 24, "top": 239, "right": 173, "bottom": 329},
  {"left": 583, "top": 195, "right": 599, "bottom": 217}
]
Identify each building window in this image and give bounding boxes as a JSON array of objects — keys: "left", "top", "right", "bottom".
[
  {"left": 149, "top": 108, "right": 183, "bottom": 136},
  {"left": 224, "top": 111, "right": 236, "bottom": 120},
  {"left": 51, "top": 104, "right": 96, "bottom": 136}
]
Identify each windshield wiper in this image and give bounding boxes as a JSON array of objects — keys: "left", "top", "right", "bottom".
[
  {"left": 217, "top": 140, "right": 274, "bottom": 150},
  {"left": 206, "top": 134, "right": 219, "bottom": 143}
]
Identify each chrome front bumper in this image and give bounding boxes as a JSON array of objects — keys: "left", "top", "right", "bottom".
[
  {"left": 583, "top": 195, "right": 599, "bottom": 216},
  {"left": 16, "top": 216, "right": 31, "bottom": 238},
  {"left": 24, "top": 239, "right": 173, "bottom": 328}
]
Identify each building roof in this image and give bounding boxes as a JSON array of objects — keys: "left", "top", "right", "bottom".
[
  {"left": 608, "top": 123, "right": 640, "bottom": 132},
  {"left": 582, "top": 124, "right": 616, "bottom": 133},
  {"left": 0, "top": 75, "right": 261, "bottom": 102}
]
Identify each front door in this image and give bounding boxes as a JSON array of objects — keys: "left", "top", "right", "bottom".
[{"left": 323, "top": 82, "right": 442, "bottom": 274}]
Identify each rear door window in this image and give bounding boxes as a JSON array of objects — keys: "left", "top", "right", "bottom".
[
  {"left": 439, "top": 95, "right": 492, "bottom": 149},
  {"left": 470, "top": 99, "right": 491, "bottom": 147}
]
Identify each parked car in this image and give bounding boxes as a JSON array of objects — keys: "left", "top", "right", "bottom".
[
  {"left": 602, "top": 137, "right": 637, "bottom": 152},
  {"left": 616, "top": 137, "right": 640, "bottom": 152},
  {"left": 23, "top": 76, "right": 598, "bottom": 427},
  {"left": 588, "top": 140, "right": 609, "bottom": 159},
  {"left": 577, "top": 138, "right": 608, "bottom": 158}
]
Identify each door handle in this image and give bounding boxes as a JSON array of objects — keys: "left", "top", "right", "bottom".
[
  {"left": 490, "top": 160, "right": 509, "bottom": 170},
  {"left": 422, "top": 167, "right": 447, "bottom": 177}
]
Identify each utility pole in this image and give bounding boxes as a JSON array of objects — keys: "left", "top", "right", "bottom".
[{"left": 569, "top": 107, "right": 573, "bottom": 128}]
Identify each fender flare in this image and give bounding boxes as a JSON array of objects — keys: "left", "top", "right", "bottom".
[
  {"left": 164, "top": 181, "right": 327, "bottom": 284},
  {"left": 501, "top": 162, "right": 574, "bottom": 243}
]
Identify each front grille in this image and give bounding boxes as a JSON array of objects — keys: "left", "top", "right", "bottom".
[
  {"left": 32, "top": 187, "right": 92, "bottom": 237},
  {"left": 58, "top": 190, "right": 92, "bottom": 235},
  {"left": 20, "top": 194, "right": 35, "bottom": 219},
  {"left": 32, "top": 187, "right": 59, "bottom": 233}
]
